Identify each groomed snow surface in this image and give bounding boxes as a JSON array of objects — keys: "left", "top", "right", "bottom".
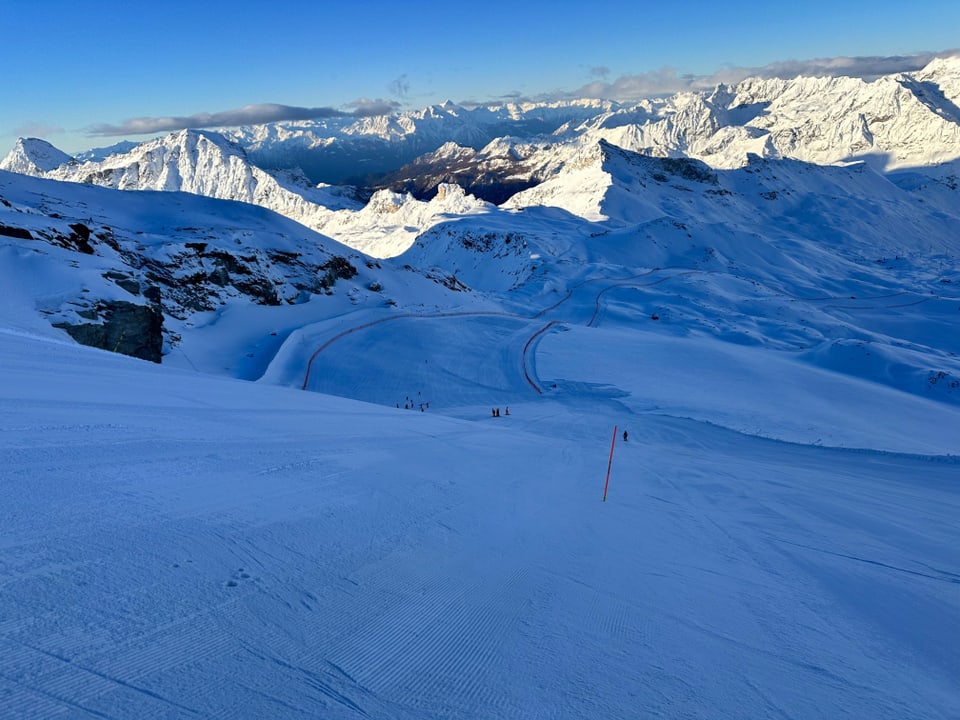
[{"left": 2, "top": 303, "right": 958, "bottom": 718}]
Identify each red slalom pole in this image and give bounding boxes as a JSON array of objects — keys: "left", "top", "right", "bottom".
[{"left": 603, "top": 425, "right": 617, "bottom": 502}]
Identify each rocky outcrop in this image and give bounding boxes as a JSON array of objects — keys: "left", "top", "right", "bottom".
[{"left": 55, "top": 300, "right": 164, "bottom": 363}]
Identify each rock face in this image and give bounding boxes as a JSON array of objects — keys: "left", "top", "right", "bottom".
[{"left": 55, "top": 301, "right": 164, "bottom": 363}]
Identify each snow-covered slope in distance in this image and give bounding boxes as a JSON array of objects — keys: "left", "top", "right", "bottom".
[
  {"left": 396, "top": 140, "right": 960, "bottom": 408},
  {"left": 221, "top": 55, "right": 960, "bottom": 181},
  {"left": 220, "top": 53, "right": 960, "bottom": 182},
  {"left": 44, "top": 129, "right": 359, "bottom": 213},
  {"left": 2, "top": 131, "right": 374, "bottom": 247}
]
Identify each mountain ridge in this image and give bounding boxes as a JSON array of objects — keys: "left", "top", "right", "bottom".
[{"left": 4, "top": 55, "right": 960, "bottom": 262}]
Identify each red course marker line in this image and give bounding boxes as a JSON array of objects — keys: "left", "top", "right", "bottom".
[{"left": 603, "top": 425, "right": 617, "bottom": 502}]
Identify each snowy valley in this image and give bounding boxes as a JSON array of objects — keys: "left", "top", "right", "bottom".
[{"left": 0, "top": 56, "right": 959, "bottom": 719}]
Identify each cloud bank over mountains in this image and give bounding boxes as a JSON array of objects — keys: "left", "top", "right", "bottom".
[
  {"left": 86, "top": 100, "right": 402, "bottom": 136},
  {"left": 564, "top": 50, "right": 960, "bottom": 101}
]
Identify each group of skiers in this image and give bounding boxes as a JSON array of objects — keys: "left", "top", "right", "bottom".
[
  {"left": 397, "top": 392, "right": 429, "bottom": 412},
  {"left": 491, "top": 406, "right": 509, "bottom": 417}
]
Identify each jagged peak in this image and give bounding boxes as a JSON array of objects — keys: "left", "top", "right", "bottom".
[
  {"left": 431, "top": 182, "right": 488, "bottom": 210},
  {"left": 434, "top": 182, "right": 465, "bottom": 199},
  {"left": 102, "top": 128, "right": 240, "bottom": 162},
  {"left": 427, "top": 141, "right": 474, "bottom": 159},
  {"left": 157, "top": 128, "right": 245, "bottom": 154},
  {"left": 365, "top": 189, "right": 412, "bottom": 213},
  {"left": 1, "top": 137, "right": 74, "bottom": 174}
]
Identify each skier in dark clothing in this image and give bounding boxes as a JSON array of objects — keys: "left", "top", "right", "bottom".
[{"left": 623, "top": 430, "right": 628, "bottom": 442}]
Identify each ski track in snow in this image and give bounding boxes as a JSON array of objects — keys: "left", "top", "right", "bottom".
[
  {"left": 297, "top": 263, "right": 960, "bottom": 407},
  {"left": 3, "top": 342, "right": 957, "bottom": 720}
]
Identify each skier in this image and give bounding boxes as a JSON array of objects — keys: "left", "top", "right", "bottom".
[
  {"left": 623, "top": 430, "right": 628, "bottom": 442},
  {"left": 504, "top": 406, "right": 510, "bottom": 416}
]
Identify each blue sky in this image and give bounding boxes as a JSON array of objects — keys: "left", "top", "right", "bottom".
[{"left": 2, "top": 0, "right": 958, "bottom": 154}]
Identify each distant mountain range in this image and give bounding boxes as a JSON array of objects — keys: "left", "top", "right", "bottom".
[{"left": 3, "top": 55, "right": 959, "bottom": 260}]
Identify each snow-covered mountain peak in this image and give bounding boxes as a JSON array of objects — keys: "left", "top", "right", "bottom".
[
  {"left": 0, "top": 137, "right": 75, "bottom": 175},
  {"left": 551, "top": 55, "right": 960, "bottom": 172},
  {"left": 431, "top": 182, "right": 489, "bottom": 212},
  {"left": 433, "top": 182, "right": 464, "bottom": 201},
  {"left": 313, "top": 182, "right": 489, "bottom": 258},
  {"left": 366, "top": 189, "right": 411, "bottom": 214},
  {"left": 505, "top": 139, "right": 720, "bottom": 223},
  {"left": 429, "top": 141, "right": 476, "bottom": 161},
  {"left": 3, "top": 54, "right": 960, "bottom": 264},
  {"left": 914, "top": 53, "right": 960, "bottom": 87}
]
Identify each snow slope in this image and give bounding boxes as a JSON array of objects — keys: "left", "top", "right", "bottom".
[{"left": 1, "top": 305, "right": 958, "bottom": 719}]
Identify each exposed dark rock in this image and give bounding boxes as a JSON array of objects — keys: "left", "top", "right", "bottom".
[
  {"left": 425, "top": 270, "right": 470, "bottom": 292},
  {"left": 67, "top": 223, "right": 95, "bottom": 254},
  {"left": 360, "top": 147, "right": 540, "bottom": 203},
  {"left": 54, "top": 300, "right": 164, "bottom": 363},
  {"left": 268, "top": 250, "right": 301, "bottom": 263},
  {"left": 208, "top": 249, "right": 252, "bottom": 275},
  {"left": 318, "top": 256, "right": 358, "bottom": 290},
  {"left": 143, "top": 285, "right": 162, "bottom": 304},
  {"left": 0, "top": 223, "right": 33, "bottom": 240},
  {"left": 207, "top": 266, "right": 231, "bottom": 287},
  {"left": 656, "top": 157, "right": 719, "bottom": 184},
  {"left": 233, "top": 277, "right": 280, "bottom": 305},
  {"left": 95, "top": 227, "right": 120, "bottom": 251},
  {"left": 104, "top": 270, "right": 141, "bottom": 296}
]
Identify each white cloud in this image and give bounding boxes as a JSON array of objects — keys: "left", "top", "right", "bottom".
[
  {"left": 563, "top": 50, "right": 960, "bottom": 102},
  {"left": 344, "top": 98, "right": 402, "bottom": 117},
  {"left": 86, "top": 103, "right": 353, "bottom": 136}
]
